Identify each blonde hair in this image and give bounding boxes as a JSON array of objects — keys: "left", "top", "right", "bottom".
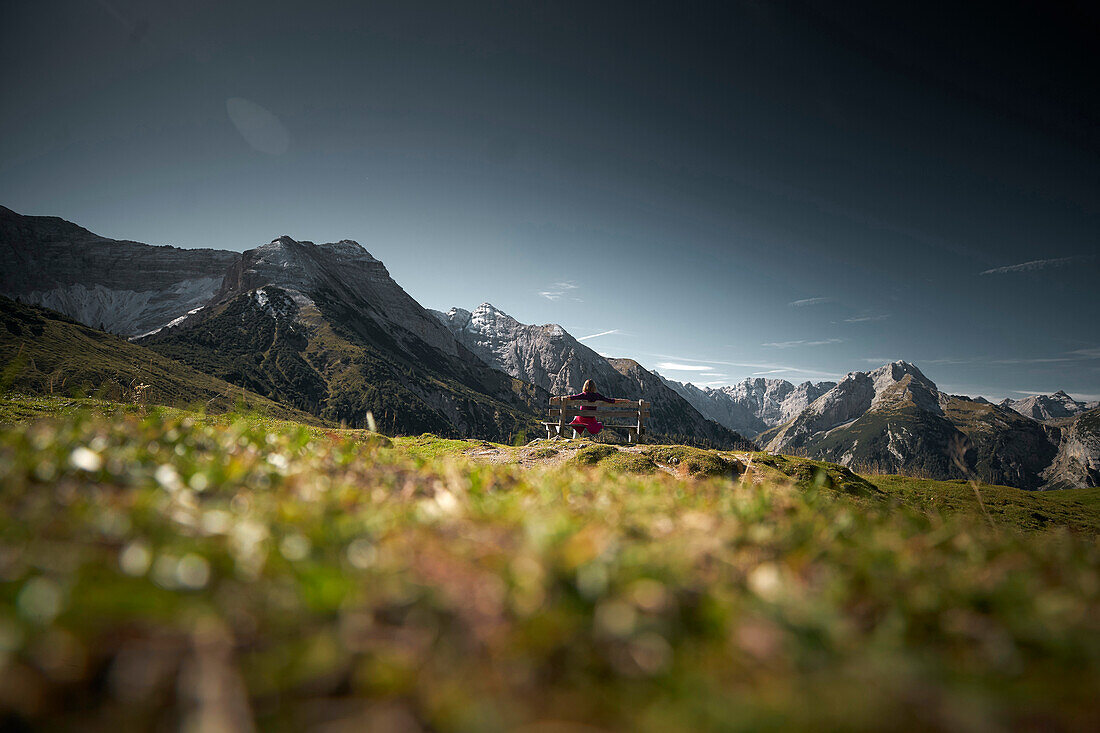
[{"left": 582, "top": 379, "right": 596, "bottom": 394}]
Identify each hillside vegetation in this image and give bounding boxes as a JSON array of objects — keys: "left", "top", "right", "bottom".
[
  {"left": 0, "top": 296, "right": 322, "bottom": 425},
  {"left": 1, "top": 396, "right": 1099, "bottom": 730}
]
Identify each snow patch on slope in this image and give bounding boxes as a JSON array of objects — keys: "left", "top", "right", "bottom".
[{"left": 134, "top": 305, "right": 206, "bottom": 339}]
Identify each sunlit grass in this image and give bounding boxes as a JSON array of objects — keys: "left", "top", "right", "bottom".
[{"left": 1, "top": 398, "right": 1099, "bottom": 730}]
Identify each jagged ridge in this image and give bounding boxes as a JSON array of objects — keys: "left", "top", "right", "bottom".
[
  {"left": 659, "top": 375, "right": 836, "bottom": 437},
  {"left": 760, "top": 361, "right": 1061, "bottom": 489}
]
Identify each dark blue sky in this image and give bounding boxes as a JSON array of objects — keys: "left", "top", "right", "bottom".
[{"left": 2, "top": 0, "right": 1098, "bottom": 400}]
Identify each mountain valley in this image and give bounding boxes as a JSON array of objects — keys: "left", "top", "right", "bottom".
[{"left": 1, "top": 205, "right": 1096, "bottom": 487}]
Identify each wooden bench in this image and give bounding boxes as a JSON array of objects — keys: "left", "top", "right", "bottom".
[{"left": 544, "top": 396, "right": 650, "bottom": 442}]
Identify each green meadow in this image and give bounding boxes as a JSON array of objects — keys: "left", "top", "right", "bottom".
[{"left": 1, "top": 395, "right": 1098, "bottom": 730}]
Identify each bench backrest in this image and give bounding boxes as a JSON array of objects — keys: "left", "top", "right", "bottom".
[{"left": 547, "top": 397, "right": 650, "bottom": 422}]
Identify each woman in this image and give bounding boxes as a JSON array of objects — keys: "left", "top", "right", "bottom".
[{"left": 566, "top": 379, "right": 621, "bottom": 436}]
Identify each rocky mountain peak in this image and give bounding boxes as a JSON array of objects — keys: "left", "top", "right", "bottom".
[
  {"left": 464, "top": 303, "right": 524, "bottom": 338},
  {"left": 317, "top": 239, "right": 379, "bottom": 261},
  {"left": 658, "top": 374, "right": 837, "bottom": 436},
  {"left": 256, "top": 236, "right": 379, "bottom": 267},
  {"left": 719, "top": 377, "right": 796, "bottom": 403},
  {"left": 771, "top": 361, "right": 943, "bottom": 444},
  {"left": 442, "top": 307, "right": 473, "bottom": 328},
  {"left": 870, "top": 360, "right": 935, "bottom": 397},
  {"left": 1001, "top": 390, "right": 1092, "bottom": 422},
  {"left": 867, "top": 360, "right": 927, "bottom": 384},
  {"left": 201, "top": 234, "right": 461, "bottom": 358},
  {"left": 236, "top": 235, "right": 389, "bottom": 293}
]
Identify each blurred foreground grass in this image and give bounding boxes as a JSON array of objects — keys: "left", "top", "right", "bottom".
[{"left": 1, "top": 396, "right": 1099, "bottom": 731}]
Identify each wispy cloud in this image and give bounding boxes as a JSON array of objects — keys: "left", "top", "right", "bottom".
[
  {"left": 577, "top": 329, "right": 621, "bottom": 342},
  {"left": 752, "top": 369, "right": 789, "bottom": 375},
  {"left": 656, "top": 362, "right": 714, "bottom": 372},
  {"left": 647, "top": 353, "right": 843, "bottom": 380},
  {"left": 762, "top": 338, "right": 843, "bottom": 349},
  {"left": 844, "top": 314, "right": 890, "bottom": 323},
  {"left": 992, "top": 357, "right": 1075, "bottom": 365},
  {"left": 883, "top": 348, "right": 1100, "bottom": 368},
  {"left": 991, "top": 348, "right": 1100, "bottom": 364},
  {"left": 788, "top": 296, "right": 832, "bottom": 307},
  {"left": 980, "top": 257, "right": 1081, "bottom": 275},
  {"left": 538, "top": 280, "right": 579, "bottom": 300}
]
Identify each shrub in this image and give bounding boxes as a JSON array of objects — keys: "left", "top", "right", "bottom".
[{"left": 573, "top": 443, "right": 619, "bottom": 465}]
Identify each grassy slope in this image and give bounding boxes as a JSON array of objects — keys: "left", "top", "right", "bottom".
[
  {"left": 2, "top": 398, "right": 1100, "bottom": 730},
  {"left": 0, "top": 296, "right": 324, "bottom": 425},
  {"left": 870, "top": 474, "right": 1100, "bottom": 534},
  {"left": 563, "top": 441, "right": 1100, "bottom": 533}
]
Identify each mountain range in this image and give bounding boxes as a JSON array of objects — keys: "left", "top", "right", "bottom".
[
  {"left": 999, "top": 391, "right": 1098, "bottom": 422},
  {"left": 1, "top": 204, "right": 1095, "bottom": 488},
  {"left": 0, "top": 205, "right": 237, "bottom": 337},
  {"left": 0, "top": 207, "right": 747, "bottom": 446},
  {"left": 660, "top": 364, "right": 1097, "bottom": 490},
  {"left": 136, "top": 236, "right": 547, "bottom": 440},
  {"left": 758, "top": 361, "right": 1066, "bottom": 489},
  {"left": 431, "top": 303, "right": 750, "bottom": 447},
  {"left": 658, "top": 375, "right": 836, "bottom": 437},
  {"left": 1, "top": 206, "right": 545, "bottom": 440}
]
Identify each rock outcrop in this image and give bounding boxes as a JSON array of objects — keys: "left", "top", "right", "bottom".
[{"left": 1041, "top": 408, "right": 1100, "bottom": 489}]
